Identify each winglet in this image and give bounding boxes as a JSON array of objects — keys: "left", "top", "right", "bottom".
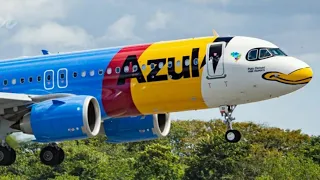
[
  {"left": 41, "top": 49, "right": 50, "bottom": 55},
  {"left": 212, "top": 29, "right": 219, "bottom": 37}
]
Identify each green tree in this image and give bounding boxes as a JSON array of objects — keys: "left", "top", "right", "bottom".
[
  {"left": 134, "top": 143, "right": 184, "bottom": 180},
  {"left": 258, "top": 152, "right": 320, "bottom": 179},
  {"left": 303, "top": 135, "right": 320, "bottom": 164},
  {"left": 183, "top": 131, "right": 250, "bottom": 180},
  {"left": 0, "top": 119, "right": 319, "bottom": 179}
]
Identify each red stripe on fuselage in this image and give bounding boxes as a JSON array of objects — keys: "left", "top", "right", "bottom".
[{"left": 102, "top": 44, "right": 151, "bottom": 117}]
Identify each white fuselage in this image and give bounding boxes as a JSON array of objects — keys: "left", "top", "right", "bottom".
[{"left": 202, "top": 36, "right": 312, "bottom": 108}]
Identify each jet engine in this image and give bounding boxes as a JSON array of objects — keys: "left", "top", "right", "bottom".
[
  {"left": 100, "top": 113, "right": 171, "bottom": 143},
  {"left": 11, "top": 95, "right": 101, "bottom": 142}
]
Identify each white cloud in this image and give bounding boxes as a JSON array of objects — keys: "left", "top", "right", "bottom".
[
  {"left": 146, "top": 10, "right": 171, "bottom": 31},
  {"left": 10, "top": 22, "right": 94, "bottom": 49},
  {"left": 0, "top": 0, "right": 66, "bottom": 25},
  {"left": 100, "top": 15, "right": 142, "bottom": 43}
]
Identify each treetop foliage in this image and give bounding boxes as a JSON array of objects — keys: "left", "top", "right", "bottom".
[{"left": 0, "top": 119, "right": 319, "bottom": 180}]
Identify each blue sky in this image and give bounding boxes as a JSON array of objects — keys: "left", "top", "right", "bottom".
[{"left": 0, "top": 0, "right": 318, "bottom": 136}]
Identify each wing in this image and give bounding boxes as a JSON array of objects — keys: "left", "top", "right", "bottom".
[{"left": 0, "top": 92, "right": 74, "bottom": 122}]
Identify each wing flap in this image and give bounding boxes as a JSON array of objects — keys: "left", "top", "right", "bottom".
[{"left": 0, "top": 92, "right": 32, "bottom": 109}]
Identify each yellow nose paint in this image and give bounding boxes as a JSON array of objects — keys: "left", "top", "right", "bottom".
[{"left": 262, "top": 67, "right": 313, "bottom": 85}]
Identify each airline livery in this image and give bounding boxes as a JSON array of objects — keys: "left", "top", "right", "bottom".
[{"left": 0, "top": 31, "right": 313, "bottom": 166}]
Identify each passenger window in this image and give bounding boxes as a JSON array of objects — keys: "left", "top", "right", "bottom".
[
  {"left": 142, "top": 64, "right": 146, "bottom": 70},
  {"left": 47, "top": 75, "right": 51, "bottom": 81},
  {"left": 124, "top": 66, "right": 129, "bottom": 73},
  {"left": 150, "top": 63, "right": 155, "bottom": 69},
  {"left": 259, "top": 49, "right": 272, "bottom": 59},
  {"left": 90, "top": 70, "right": 95, "bottom": 76},
  {"left": 193, "top": 58, "right": 198, "bottom": 65},
  {"left": 20, "top": 78, "right": 25, "bottom": 84},
  {"left": 159, "top": 62, "right": 164, "bottom": 69},
  {"left": 37, "top": 76, "right": 41, "bottom": 82},
  {"left": 248, "top": 49, "right": 258, "bottom": 60},
  {"left": 3, "top": 80, "right": 8, "bottom": 86},
  {"left": 176, "top": 60, "right": 181, "bottom": 66},
  {"left": 29, "top": 77, "right": 32, "bottom": 83},
  {"left": 73, "top": 72, "right": 78, "bottom": 78},
  {"left": 60, "top": 73, "right": 65, "bottom": 79},
  {"left": 107, "top": 68, "right": 112, "bottom": 74},
  {"left": 81, "top": 71, "right": 86, "bottom": 77},
  {"left": 12, "top": 79, "right": 16, "bottom": 85},
  {"left": 168, "top": 61, "right": 172, "bottom": 68},
  {"left": 132, "top": 65, "right": 138, "bottom": 72},
  {"left": 115, "top": 67, "right": 120, "bottom": 74},
  {"left": 185, "top": 59, "right": 189, "bottom": 66},
  {"left": 98, "top": 69, "right": 104, "bottom": 75}
]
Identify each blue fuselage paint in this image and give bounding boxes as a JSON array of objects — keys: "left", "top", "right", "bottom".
[{"left": 0, "top": 47, "right": 122, "bottom": 119}]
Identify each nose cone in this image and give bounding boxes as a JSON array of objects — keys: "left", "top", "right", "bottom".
[
  {"left": 262, "top": 66, "right": 313, "bottom": 85},
  {"left": 290, "top": 67, "right": 313, "bottom": 84}
]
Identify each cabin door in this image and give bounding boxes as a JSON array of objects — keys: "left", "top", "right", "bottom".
[
  {"left": 44, "top": 70, "right": 54, "bottom": 90},
  {"left": 206, "top": 42, "right": 227, "bottom": 79},
  {"left": 57, "top": 68, "right": 68, "bottom": 88}
]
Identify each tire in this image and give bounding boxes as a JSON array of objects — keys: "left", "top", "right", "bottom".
[
  {"left": 0, "top": 146, "right": 16, "bottom": 166},
  {"left": 40, "top": 146, "right": 62, "bottom": 166},
  {"left": 225, "top": 129, "right": 241, "bottom": 143}
]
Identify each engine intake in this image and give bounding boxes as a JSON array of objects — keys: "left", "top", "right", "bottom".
[
  {"left": 12, "top": 95, "right": 101, "bottom": 143},
  {"left": 99, "top": 113, "right": 171, "bottom": 143}
]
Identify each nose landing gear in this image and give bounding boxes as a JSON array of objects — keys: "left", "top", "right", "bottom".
[{"left": 219, "top": 105, "right": 242, "bottom": 143}]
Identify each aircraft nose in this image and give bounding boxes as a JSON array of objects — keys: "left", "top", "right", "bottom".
[
  {"left": 293, "top": 66, "right": 313, "bottom": 84},
  {"left": 262, "top": 58, "right": 313, "bottom": 86},
  {"left": 286, "top": 57, "right": 313, "bottom": 85}
]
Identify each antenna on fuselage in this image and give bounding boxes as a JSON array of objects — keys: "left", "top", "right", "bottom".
[
  {"left": 212, "top": 29, "right": 219, "bottom": 37},
  {"left": 41, "top": 49, "right": 50, "bottom": 55}
]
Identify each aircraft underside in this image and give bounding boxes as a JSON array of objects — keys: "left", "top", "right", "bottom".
[{"left": 0, "top": 95, "right": 240, "bottom": 166}]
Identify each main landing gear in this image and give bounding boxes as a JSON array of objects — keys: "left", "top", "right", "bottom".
[
  {"left": 219, "top": 105, "right": 242, "bottom": 143},
  {"left": 0, "top": 141, "right": 16, "bottom": 166},
  {"left": 0, "top": 141, "right": 64, "bottom": 166},
  {"left": 40, "top": 143, "right": 65, "bottom": 166}
]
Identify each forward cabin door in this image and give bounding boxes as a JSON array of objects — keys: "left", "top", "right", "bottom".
[{"left": 206, "top": 42, "right": 227, "bottom": 79}]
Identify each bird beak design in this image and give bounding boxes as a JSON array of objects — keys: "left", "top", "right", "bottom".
[{"left": 262, "top": 67, "right": 313, "bottom": 85}]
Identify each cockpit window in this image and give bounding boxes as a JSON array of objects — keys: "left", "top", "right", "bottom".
[
  {"left": 259, "top": 49, "right": 272, "bottom": 59},
  {"left": 248, "top": 49, "right": 258, "bottom": 60},
  {"left": 268, "top": 48, "right": 287, "bottom": 56},
  {"left": 246, "top": 47, "right": 287, "bottom": 61}
]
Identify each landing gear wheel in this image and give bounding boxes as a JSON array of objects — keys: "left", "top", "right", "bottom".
[
  {"left": 219, "top": 105, "right": 242, "bottom": 143},
  {"left": 58, "top": 148, "right": 65, "bottom": 165},
  {"left": 0, "top": 146, "right": 16, "bottom": 166},
  {"left": 225, "top": 129, "right": 241, "bottom": 143},
  {"left": 40, "top": 145, "right": 64, "bottom": 166}
]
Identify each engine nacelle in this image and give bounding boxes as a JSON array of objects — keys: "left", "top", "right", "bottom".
[
  {"left": 100, "top": 113, "right": 171, "bottom": 143},
  {"left": 14, "top": 95, "right": 101, "bottom": 143}
]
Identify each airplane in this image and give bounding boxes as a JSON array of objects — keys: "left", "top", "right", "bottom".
[{"left": 0, "top": 30, "right": 313, "bottom": 167}]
